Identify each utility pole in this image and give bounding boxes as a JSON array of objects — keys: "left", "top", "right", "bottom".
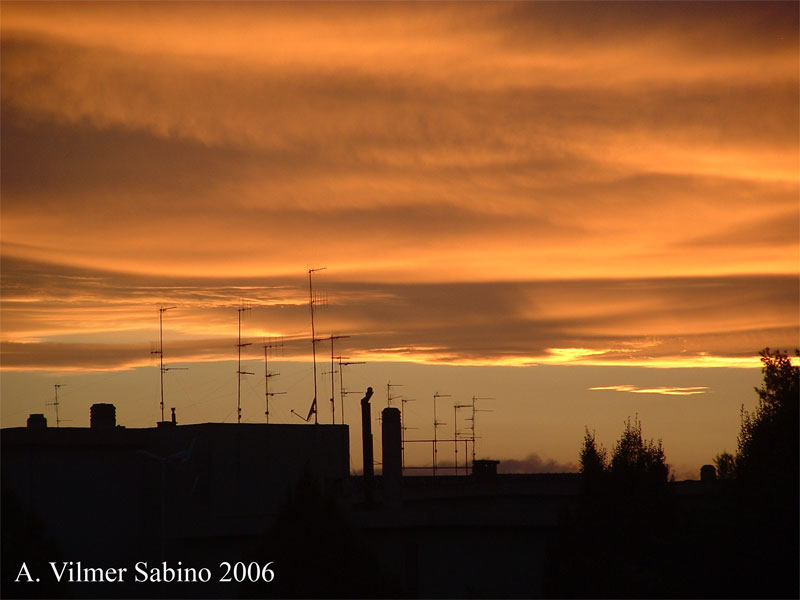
[
  {"left": 263, "top": 340, "right": 285, "bottom": 424},
  {"left": 236, "top": 305, "right": 253, "bottom": 424},
  {"left": 432, "top": 392, "right": 451, "bottom": 476}
]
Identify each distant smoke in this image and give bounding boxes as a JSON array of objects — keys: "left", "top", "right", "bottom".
[{"left": 498, "top": 453, "right": 578, "bottom": 474}]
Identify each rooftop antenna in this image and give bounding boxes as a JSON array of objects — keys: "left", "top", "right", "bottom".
[
  {"left": 387, "top": 381, "right": 402, "bottom": 408},
  {"left": 236, "top": 304, "right": 253, "bottom": 424},
  {"left": 467, "top": 396, "right": 495, "bottom": 465},
  {"left": 323, "top": 334, "right": 349, "bottom": 423},
  {"left": 306, "top": 267, "right": 327, "bottom": 424},
  {"left": 151, "top": 306, "right": 186, "bottom": 422},
  {"left": 263, "top": 339, "right": 286, "bottom": 424},
  {"left": 453, "top": 402, "right": 471, "bottom": 475},
  {"left": 337, "top": 356, "right": 365, "bottom": 426},
  {"left": 47, "top": 384, "right": 67, "bottom": 428},
  {"left": 400, "top": 395, "right": 416, "bottom": 471},
  {"left": 432, "top": 392, "right": 451, "bottom": 476}
]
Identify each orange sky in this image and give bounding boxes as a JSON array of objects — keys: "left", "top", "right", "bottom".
[{"left": 1, "top": 1, "right": 798, "bottom": 476}]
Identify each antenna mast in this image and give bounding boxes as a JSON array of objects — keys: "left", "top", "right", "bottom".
[
  {"left": 468, "top": 396, "right": 495, "bottom": 464},
  {"left": 324, "top": 334, "right": 349, "bottom": 423},
  {"left": 152, "top": 306, "right": 178, "bottom": 422},
  {"left": 453, "top": 402, "right": 470, "bottom": 475},
  {"left": 400, "top": 395, "right": 416, "bottom": 471},
  {"left": 237, "top": 305, "right": 253, "bottom": 424},
  {"left": 432, "top": 392, "right": 451, "bottom": 476},
  {"left": 387, "top": 381, "right": 402, "bottom": 408},
  {"left": 263, "top": 340, "right": 286, "bottom": 424},
  {"left": 307, "top": 267, "right": 327, "bottom": 424},
  {"left": 337, "top": 357, "right": 365, "bottom": 426},
  {"left": 48, "top": 384, "right": 66, "bottom": 428}
]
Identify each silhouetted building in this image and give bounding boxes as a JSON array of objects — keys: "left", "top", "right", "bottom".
[{"left": 2, "top": 405, "right": 717, "bottom": 599}]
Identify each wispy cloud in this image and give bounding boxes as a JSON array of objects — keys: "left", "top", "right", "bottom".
[
  {"left": 1, "top": 256, "right": 796, "bottom": 370},
  {"left": 589, "top": 385, "right": 710, "bottom": 396}
]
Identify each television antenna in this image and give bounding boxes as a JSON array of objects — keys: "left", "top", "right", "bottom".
[
  {"left": 467, "top": 396, "right": 495, "bottom": 463},
  {"left": 263, "top": 339, "right": 285, "bottom": 424},
  {"left": 400, "top": 395, "right": 416, "bottom": 470},
  {"left": 46, "top": 384, "right": 68, "bottom": 428},
  {"left": 453, "top": 402, "right": 471, "bottom": 475},
  {"left": 387, "top": 381, "right": 402, "bottom": 408},
  {"left": 236, "top": 304, "right": 253, "bottom": 424},
  {"left": 432, "top": 392, "right": 451, "bottom": 476},
  {"left": 151, "top": 306, "right": 187, "bottom": 423},
  {"left": 305, "top": 267, "right": 327, "bottom": 424},
  {"left": 337, "top": 356, "right": 365, "bottom": 426},
  {"left": 322, "top": 334, "right": 349, "bottom": 423}
]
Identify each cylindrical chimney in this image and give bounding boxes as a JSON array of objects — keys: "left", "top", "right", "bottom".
[
  {"left": 382, "top": 406, "right": 402, "bottom": 508},
  {"left": 361, "top": 387, "right": 375, "bottom": 502},
  {"left": 27, "top": 413, "right": 47, "bottom": 429},
  {"left": 90, "top": 403, "right": 116, "bottom": 429}
]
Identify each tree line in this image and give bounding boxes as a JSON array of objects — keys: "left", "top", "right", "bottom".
[{"left": 545, "top": 348, "right": 799, "bottom": 598}]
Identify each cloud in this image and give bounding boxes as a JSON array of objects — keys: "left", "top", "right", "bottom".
[
  {"left": 497, "top": 453, "right": 578, "bottom": 474},
  {"left": 1, "top": 3, "right": 797, "bottom": 370},
  {"left": 1, "top": 256, "right": 796, "bottom": 370},
  {"left": 589, "top": 385, "right": 709, "bottom": 396}
]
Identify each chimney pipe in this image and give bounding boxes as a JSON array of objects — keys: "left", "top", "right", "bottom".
[
  {"left": 382, "top": 406, "right": 402, "bottom": 509},
  {"left": 360, "top": 387, "right": 375, "bottom": 502}
]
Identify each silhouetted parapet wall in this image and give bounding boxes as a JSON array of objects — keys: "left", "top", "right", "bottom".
[{"left": 382, "top": 406, "right": 402, "bottom": 508}]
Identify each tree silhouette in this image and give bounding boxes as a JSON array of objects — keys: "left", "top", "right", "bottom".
[
  {"left": 546, "top": 417, "right": 673, "bottom": 598},
  {"left": 712, "top": 451, "right": 735, "bottom": 480},
  {"left": 736, "top": 348, "right": 799, "bottom": 483},
  {"left": 728, "top": 348, "right": 799, "bottom": 597}
]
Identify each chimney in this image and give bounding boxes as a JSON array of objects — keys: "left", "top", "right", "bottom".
[
  {"left": 27, "top": 414, "right": 47, "bottom": 429},
  {"left": 90, "top": 403, "right": 116, "bottom": 429},
  {"left": 381, "top": 406, "right": 402, "bottom": 508},
  {"left": 361, "top": 387, "right": 375, "bottom": 503}
]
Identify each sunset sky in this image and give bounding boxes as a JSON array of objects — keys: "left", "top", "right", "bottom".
[{"left": 1, "top": 1, "right": 798, "bottom": 478}]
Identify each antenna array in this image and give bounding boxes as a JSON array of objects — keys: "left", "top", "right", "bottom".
[
  {"left": 263, "top": 338, "right": 286, "bottom": 424},
  {"left": 46, "top": 384, "right": 67, "bottom": 428},
  {"left": 236, "top": 304, "right": 253, "bottom": 424},
  {"left": 336, "top": 357, "right": 365, "bottom": 426},
  {"left": 432, "top": 392, "right": 451, "bottom": 476},
  {"left": 306, "top": 267, "right": 327, "bottom": 424},
  {"left": 151, "top": 306, "right": 186, "bottom": 423},
  {"left": 323, "top": 334, "right": 349, "bottom": 424}
]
